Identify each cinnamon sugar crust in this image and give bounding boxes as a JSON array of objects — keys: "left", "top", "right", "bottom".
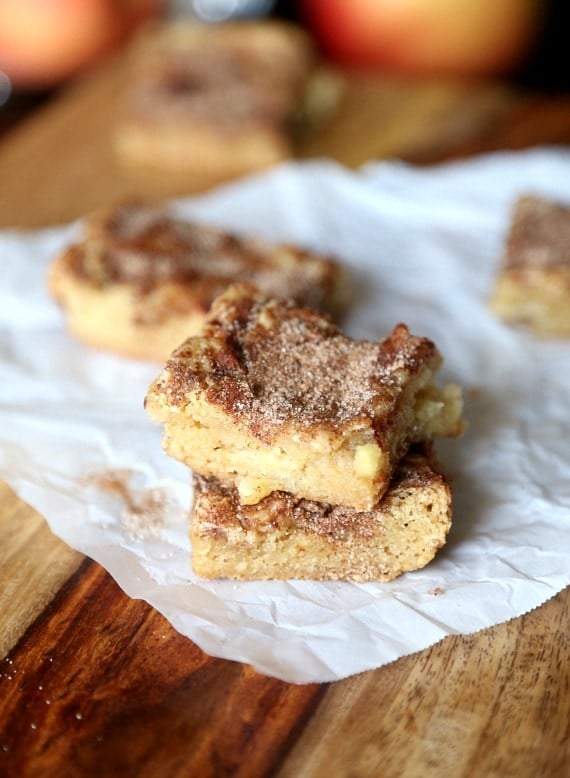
[
  {"left": 501, "top": 196, "right": 570, "bottom": 271},
  {"left": 190, "top": 445, "right": 452, "bottom": 582},
  {"left": 146, "top": 283, "right": 464, "bottom": 510},
  {"left": 48, "top": 203, "right": 345, "bottom": 361},
  {"left": 164, "top": 291, "right": 434, "bottom": 434},
  {"left": 491, "top": 195, "right": 570, "bottom": 335},
  {"left": 123, "top": 22, "right": 312, "bottom": 133}
]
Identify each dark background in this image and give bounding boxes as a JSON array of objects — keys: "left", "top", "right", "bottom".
[{"left": 514, "top": 0, "right": 569, "bottom": 92}]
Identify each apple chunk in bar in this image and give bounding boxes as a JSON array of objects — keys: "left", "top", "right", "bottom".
[
  {"left": 145, "top": 283, "right": 464, "bottom": 512},
  {"left": 190, "top": 445, "right": 452, "bottom": 582}
]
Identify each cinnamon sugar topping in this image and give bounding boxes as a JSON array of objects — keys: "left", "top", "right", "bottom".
[
  {"left": 126, "top": 23, "right": 313, "bottom": 132},
  {"left": 504, "top": 195, "right": 570, "bottom": 271},
  {"left": 161, "top": 284, "right": 439, "bottom": 434},
  {"left": 67, "top": 202, "right": 340, "bottom": 311}
]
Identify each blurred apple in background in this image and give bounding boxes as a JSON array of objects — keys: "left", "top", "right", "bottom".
[
  {"left": 0, "top": 0, "right": 163, "bottom": 91},
  {"left": 300, "top": 0, "right": 545, "bottom": 78}
]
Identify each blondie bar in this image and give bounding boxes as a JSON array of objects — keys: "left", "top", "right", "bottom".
[
  {"left": 114, "top": 20, "right": 314, "bottom": 182},
  {"left": 48, "top": 203, "right": 345, "bottom": 361},
  {"left": 490, "top": 195, "right": 570, "bottom": 335}
]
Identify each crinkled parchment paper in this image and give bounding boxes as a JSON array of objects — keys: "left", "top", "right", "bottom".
[{"left": 1, "top": 148, "right": 569, "bottom": 683}]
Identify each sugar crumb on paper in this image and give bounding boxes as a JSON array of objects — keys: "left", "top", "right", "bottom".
[{"left": 85, "top": 470, "right": 175, "bottom": 540}]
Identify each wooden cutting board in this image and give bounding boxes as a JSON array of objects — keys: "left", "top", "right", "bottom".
[{"left": 1, "top": 51, "right": 569, "bottom": 777}]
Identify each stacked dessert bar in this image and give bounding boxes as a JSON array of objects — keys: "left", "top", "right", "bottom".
[{"left": 146, "top": 283, "right": 465, "bottom": 582}]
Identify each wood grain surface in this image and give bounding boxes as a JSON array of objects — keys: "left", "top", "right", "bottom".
[{"left": 1, "top": 48, "right": 569, "bottom": 778}]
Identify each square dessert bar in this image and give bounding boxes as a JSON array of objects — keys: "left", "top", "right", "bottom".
[
  {"left": 190, "top": 446, "right": 452, "bottom": 582},
  {"left": 145, "top": 283, "right": 464, "bottom": 511},
  {"left": 114, "top": 20, "right": 315, "bottom": 181},
  {"left": 490, "top": 195, "right": 570, "bottom": 335},
  {"left": 48, "top": 202, "right": 345, "bottom": 361}
]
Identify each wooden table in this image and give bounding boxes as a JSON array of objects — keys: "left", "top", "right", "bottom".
[{"left": 1, "top": 54, "right": 569, "bottom": 777}]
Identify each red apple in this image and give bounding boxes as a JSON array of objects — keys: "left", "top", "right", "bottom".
[
  {"left": 301, "top": 0, "right": 544, "bottom": 77},
  {"left": 0, "top": 0, "right": 162, "bottom": 90}
]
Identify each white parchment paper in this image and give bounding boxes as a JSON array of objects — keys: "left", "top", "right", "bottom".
[{"left": 1, "top": 148, "right": 569, "bottom": 683}]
